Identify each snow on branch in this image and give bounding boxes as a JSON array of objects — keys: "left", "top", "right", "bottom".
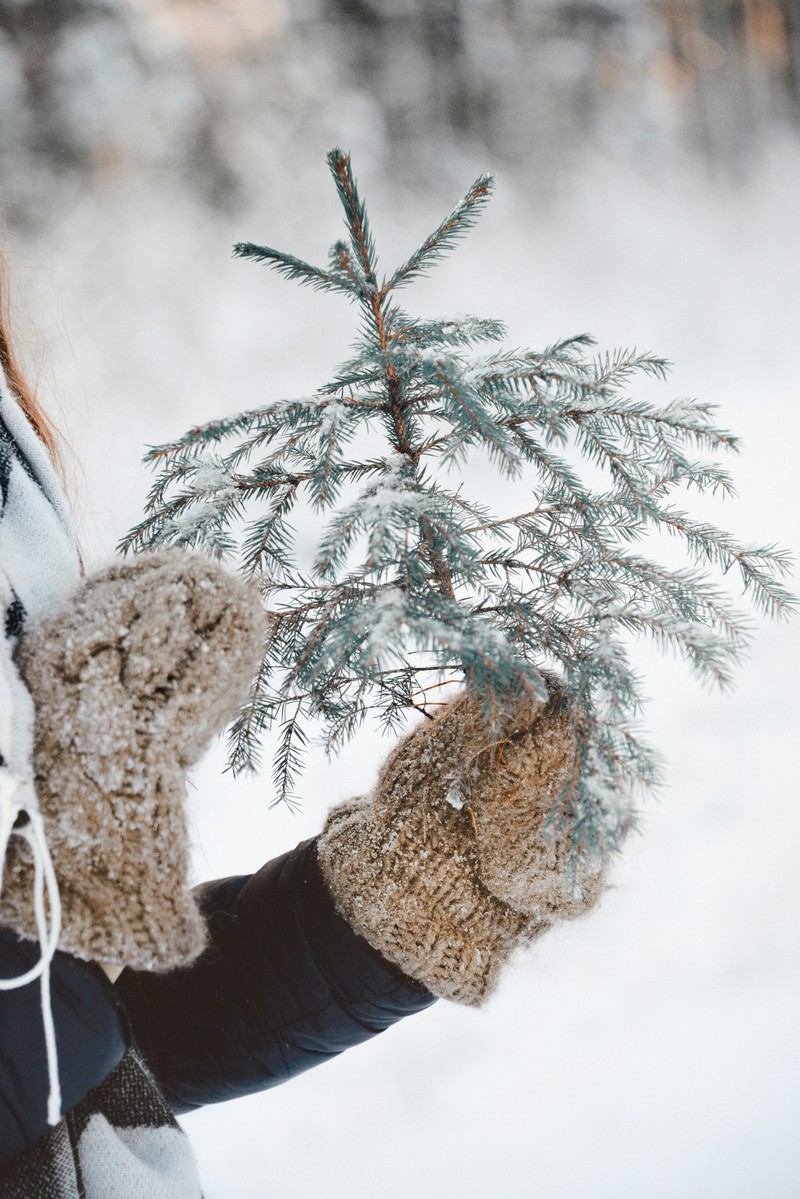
[{"left": 121, "top": 150, "right": 796, "bottom": 866}]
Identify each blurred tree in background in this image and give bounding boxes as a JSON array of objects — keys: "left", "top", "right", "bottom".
[{"left": 1, "top": 0, "right": 799, "bottom": 232}]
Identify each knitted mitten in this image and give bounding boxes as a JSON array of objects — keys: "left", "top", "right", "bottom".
[
  {"left": 0, "top": 551, "right": 265, "bottom": 971},
  {"left": 317, "top": 680, "right": 606, "bottom": 1005}
]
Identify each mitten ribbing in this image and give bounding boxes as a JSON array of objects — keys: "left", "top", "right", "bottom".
[
  {"left": 0, "top": 551, "right": 266, "bottom": 971},
  {"left": 317, "top": 682, "right": 605, "bottom": 1005}
]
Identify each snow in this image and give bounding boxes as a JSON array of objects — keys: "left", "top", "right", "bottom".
[
  {"left": 163, "top": 502, "right": 218, "bottom": 540},
  {"left": 189, "top": 459, "right": 236, "bottom": 495},
  {"left": 357, "top": 585, "right": 407, "bottom": 662},
  {"left": 359, "top": 478, "right": 423, "bottom": 523},
  {"left": 443, "top": 778, "right": 466, "bottom": 810},
  {"left": 11, "top": 133, "right": 800, "bottom": 1199}
]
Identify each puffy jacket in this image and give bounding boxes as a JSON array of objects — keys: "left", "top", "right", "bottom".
[{"left": 0, "top": 838, "right": 435, "bottom": 1195}]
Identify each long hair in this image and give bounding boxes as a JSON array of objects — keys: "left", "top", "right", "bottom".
[{"left": 0, "top": 254, "right": 63, "bottom": 467}]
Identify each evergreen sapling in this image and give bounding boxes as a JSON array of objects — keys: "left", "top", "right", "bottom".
[{"left": 121, "top": 148, "right": 795, "bottom": 869}]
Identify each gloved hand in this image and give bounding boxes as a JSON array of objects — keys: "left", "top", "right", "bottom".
[
  {"left": 0, "top": 551, "right": 265, "bottom": 972},
  {"left": 317, "top": 678, "right": 607, "bottom": 1005}
]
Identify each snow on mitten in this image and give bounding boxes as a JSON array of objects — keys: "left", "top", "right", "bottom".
[
  {"left": 317, "top": 678, "right": 606, "bottom": 1005},
  {"left": 0, "top": 551, "right": 266, "bottom": 971}
]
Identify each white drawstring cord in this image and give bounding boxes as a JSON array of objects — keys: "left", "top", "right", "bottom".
[
  {"left": 0, "top": 777, "right": 16, "bottom": 897},
  {"left": 0, "top": 778, "right": 64, "bottom": 1126}
]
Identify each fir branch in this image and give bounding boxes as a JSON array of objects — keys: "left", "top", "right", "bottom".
[
  {"left": 240, "top": 481, "right": 299, "bottom": 579},
  {"left": 385, "top": 174, "right": 494, "bottom": 292},
  {"left": 393, "top": 315, "right": 507, "bottom": 349},
  {"left": 271, "top": 704, "right": 308, "bottom": 809},
  {"left": 327, "top": 148, "right": 379, "bottom": 291},
  {"left": 124, "top": 148, "right": 796, "bottom": 865},
  {"left": 233, "top": 241, "right": 354, "bottom": 296}
]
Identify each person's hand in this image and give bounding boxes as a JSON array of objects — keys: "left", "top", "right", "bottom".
[
  {"left": 0, "top": 551, "right": 265, "bottom": 972},
  {"left": 317, "top": 679, "right": 607, "bottom": 1004}
]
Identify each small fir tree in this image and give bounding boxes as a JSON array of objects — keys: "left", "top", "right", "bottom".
[{"left": 121, "top": 148, "right": 795, "bottom": 867}]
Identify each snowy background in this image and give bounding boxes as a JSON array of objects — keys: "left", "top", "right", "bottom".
[{"left": 2, "top": 2, "right": 799, "bottom": 1195}]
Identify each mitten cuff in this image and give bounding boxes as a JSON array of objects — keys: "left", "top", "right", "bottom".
[
  {"left": 317, "top": 794, "right": 539, "bottom": 1006},
  {"left": 317, "top": 682, "right": 608, "bottom": 1006}
]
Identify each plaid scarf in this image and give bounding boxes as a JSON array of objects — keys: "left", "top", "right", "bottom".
[
  {"left": 0, "top": 360, "right": 80, "bottom": 918},
  {"left": 0, "top": 369, "right": 204, "bottom": 1194},
  {"left": 0, "top": 363, "right": 81, "bottom": 790},
  {"left": 0, "top": 363, "right": 81, "bottom": 1125},
  {"left": 0, "top": 1048, "right": 202, "bottom": 1199}
]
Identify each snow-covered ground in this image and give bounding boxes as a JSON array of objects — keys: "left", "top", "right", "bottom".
[{"left": 12, "top": 136, "right": 800, "bottom": 1197}]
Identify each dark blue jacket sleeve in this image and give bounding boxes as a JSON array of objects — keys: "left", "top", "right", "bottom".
[
  {"left": 0, "top": 934, "right": 129, "bottom": 1166},
  {"left": 115, "top": 838, "right": 436, "bottom": 1114}
]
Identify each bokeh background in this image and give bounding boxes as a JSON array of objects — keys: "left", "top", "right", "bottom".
[{"left": 2, "top": 2, "right": 799, "bottom": 1195}]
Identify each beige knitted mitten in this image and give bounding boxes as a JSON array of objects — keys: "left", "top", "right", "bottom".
[
  {"left": 0, "top": 551, "right": 266, "bottom": 971},
  {"left": 317, "top": 680, "right": 606, "bottom": 1005}
]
